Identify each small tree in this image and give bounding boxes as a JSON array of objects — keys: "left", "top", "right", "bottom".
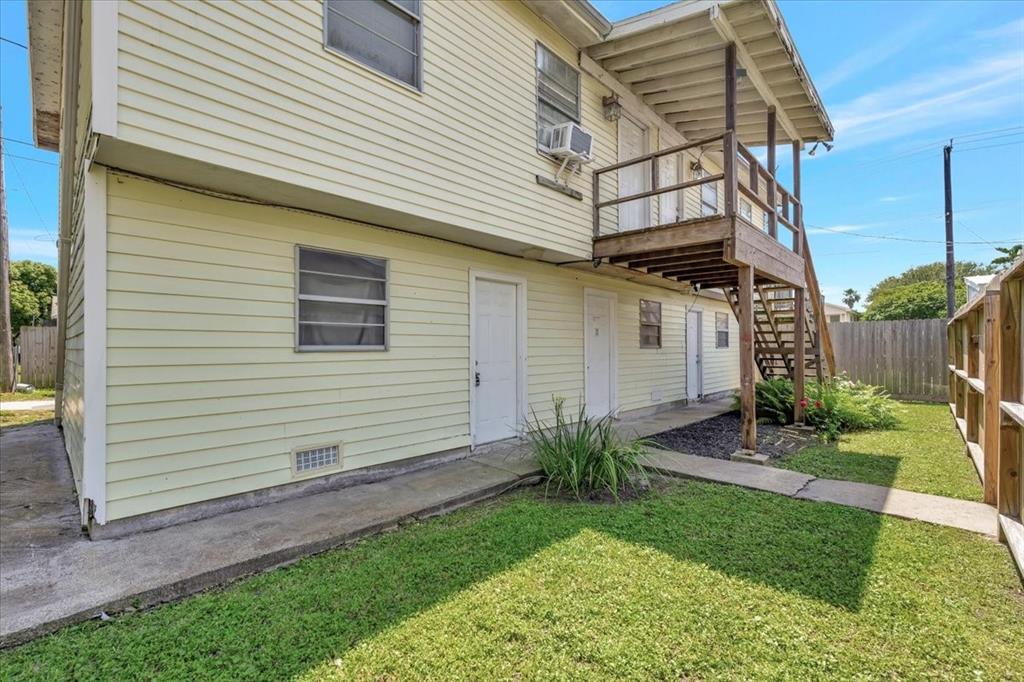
[
  {"left": 8, "top": 260, "right": 57, "bottom": 335},
  {"left": 991, "top": 244, "right": 1022, "bottom": 271},
  {"left": 841, "top": 288, "right": 860, "bottom": 310}
]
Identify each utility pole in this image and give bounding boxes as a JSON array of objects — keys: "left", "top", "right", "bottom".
[
  {"left": 0, "top": 106, "right": 16, "bottom": 393},
  {"left": 943, "top": 140, "right": 955, "bottom": 318}
]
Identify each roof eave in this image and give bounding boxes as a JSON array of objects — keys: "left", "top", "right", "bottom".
[
  {"left": 521, "top": 0, "right": 612, "bottom": 48},
  {"left": 27, "top": 0, "right": 64, "bottom": 151}
]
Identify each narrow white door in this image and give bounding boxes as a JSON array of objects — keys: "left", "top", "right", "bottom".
[
  {"left": 473, "top": 279, "right": 519, "bottom": 443},
  {"left": 585, "top": 293, "right": 614, "bottom": 418},
  {"left": 686, "top": 310, "right": 703, "bottom": 400},
  {"left": 618, "top": 116, "right": 649, "bottom": 231}
]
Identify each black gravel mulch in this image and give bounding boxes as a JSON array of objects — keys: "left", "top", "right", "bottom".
[{"left": 648, "top": 411, "right": 817, "bottom": 460}]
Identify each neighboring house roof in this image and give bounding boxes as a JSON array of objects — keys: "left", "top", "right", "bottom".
[
  {"left": 26, "top": 0, "right": 63, "bottom": 151},
  {"left": 965, "top": 274, "right": 997, "bottom": 302},
  {"left": 823, "top": 302, "right": 850, "bottom": 315}
]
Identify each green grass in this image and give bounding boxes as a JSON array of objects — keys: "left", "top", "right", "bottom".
[
  {"left": 2, "top": 481, "right": 1021, "bottom": 681},
  {"left": 776, "top": 402, "right": 983, "bottom": 501},
  {"left": 0, "top": 410, "right": 54, "bottom": 429},
  {"left": 0, "top": 389, "right": 55, "bottom": 403}
]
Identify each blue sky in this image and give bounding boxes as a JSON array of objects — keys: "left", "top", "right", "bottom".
[{"left": 2, "top": 1, "right": 1022, "bottom": 307}]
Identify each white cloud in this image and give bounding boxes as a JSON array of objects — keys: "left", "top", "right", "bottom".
[
  {"left": 817, "top": 16, "right": 936, "bottom": 92},
  {"left": 828, "top": 49, "right": 1024, "bottom": 152},
  {"left": 879, "top": 195, "right": 909, "bottom": 203},
  {"left": 805, "top": 223, "right": 873, "bottom": 236},
  {"left": 8, "top": 226, "right": 58, "bottom": 263},
  {"left": 972, "top": 17, "right": 1024, "bottom": 41}
]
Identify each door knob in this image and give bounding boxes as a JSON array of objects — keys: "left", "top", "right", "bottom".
[{"left": 475, "top": 372, "right": 481, "bottom": 387}]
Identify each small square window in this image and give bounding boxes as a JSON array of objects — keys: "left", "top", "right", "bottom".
[
  {"left": 715, "top": 312, "right": 729, "bottom": 348},
  {"left": 640, "top": 299, "right": 662, "bottom": 348},
  {"left": 296, "top": 246, "right": 388, "bottom": 350},
  {"left": 739, "top": 199, "right": 752, "bottom": 222}
]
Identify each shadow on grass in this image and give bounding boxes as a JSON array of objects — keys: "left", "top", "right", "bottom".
[
  {"left": 2, "top": 481, "right": 886, "bottom": 680},
  {"left": 777, "top": 446, "right": 903, "bottom": 490}
]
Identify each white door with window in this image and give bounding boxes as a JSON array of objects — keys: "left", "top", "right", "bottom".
[
  {"left": 686, "top": 309, "right": 703, "bottom": 400},
  {"left": 473, "top": 278, "right": 520, "bottom": 444},
  {"left": 585, "top": 291, "right": 616, "bottom": 418},
  {"left": 618, "top": 116, "right": 649, "bottom": 231}
]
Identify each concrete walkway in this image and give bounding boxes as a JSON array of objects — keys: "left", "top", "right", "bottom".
[
  {"left": 645, "top": 448, "right": 998, "bottom": 537},
  {"left": 0, "top": 399, "right": 55, "bottom": 412},
  {"left": 0, "top": 400, "right": 733, "bottom": 646}
]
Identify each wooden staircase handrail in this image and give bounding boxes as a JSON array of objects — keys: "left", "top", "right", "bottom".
[{"left": 799, "top": 229, "right": 836, "bottom": 375}]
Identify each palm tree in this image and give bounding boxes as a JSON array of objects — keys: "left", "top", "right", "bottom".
[
  {"left": 991, "top": 244, "right": 1022, "bottom": 271},
  {"left": 842, "top": 288, "right": 861, "bottom": 310}
]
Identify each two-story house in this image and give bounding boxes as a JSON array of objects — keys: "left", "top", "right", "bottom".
[{"left": 27, "top": 0, "right": 834, "bottom": 536}]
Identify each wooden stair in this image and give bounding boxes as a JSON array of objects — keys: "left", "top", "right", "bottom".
[{"left": 727, "top": 283, "right": 824, "bottom": 382}]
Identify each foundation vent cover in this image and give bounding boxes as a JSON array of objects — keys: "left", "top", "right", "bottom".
[{"left": 293, "top": 444, "right": 341, "bottom": 475}]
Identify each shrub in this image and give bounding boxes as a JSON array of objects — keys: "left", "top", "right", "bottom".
[
  {"left": 803, "top": 376, "right": 900, "bottom": 441},
  {"left": 527, "top": 397, "right": 649, "bottom": 501},
  {"left": 732, "top": 377, "right": 794, "bottom": 425},
  {"left": 735, "top": 374, "right": 900, "bottom": 440}
]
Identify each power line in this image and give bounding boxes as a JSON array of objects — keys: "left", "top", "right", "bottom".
[
  {"left": 1, "top": 153, "right": 57, "bottom": 167},
  {"left": 0, "top": 36, "right": 27, "bottom": 50},
  {"left": 7, "top": 158, "right": 53, "bottom": 239},
  {"left": 807, "top": 222, "right": 1022, "bottom": 245},
  {"left": 0, "top": 136, "right": 40, "bottom": 148}
]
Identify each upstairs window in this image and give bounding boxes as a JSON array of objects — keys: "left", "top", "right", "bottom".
[
  {"left": 536, "top": 43, "right": 580, "bottom": 149},
  {"left": 716, "top": 312, "right": 729, "bottom": 348},
  {"left": 639, "top": 299, "right": 662, "bottom": 349},
  {"left": 324, "top": 0, "right": 422, "bottom": 89},
  {"left": 695, "top": 167, "right": 718, "bottom": 217},
  {"left": 739, "top": 199, "right": 752, "bottom": 222},
  {"left": 296, "top": 246, "right": 388, "bottom": 351}
]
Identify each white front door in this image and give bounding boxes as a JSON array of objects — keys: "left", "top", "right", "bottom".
[
  {"left": 659, "top": 150, "right": 681, "bottom": 224},
  {"left": 618, "top": 115, "right": 649, "bottom": 231},
  {"left": 686, "top": 310, "right": 703, "bottom": 400},
  {"left": 473, "top": 278, "right": 520, "bottom": 443},
  {"left": 585, "top": 292, "right": 615, "bottom": 418}
]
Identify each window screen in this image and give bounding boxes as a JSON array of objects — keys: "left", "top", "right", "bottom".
[
  {"left": 739, "top": 199, "right": 752, "bottom": 222},
  {"left": 296, "top": 247, "right": 387, "bottom": 350},
  {"left": 716, "top": 312, "right": 729, "bottom": 348},
  {"left": 640, "top": 299, "right": 662, "bottom": 349},
  {"left": 324, "top": 0, "right": 421, "bottom": 88},
  {"left": 536, "top": 43, "right": 580, "bottom": 149},
  {"left": 695, "top": 167, "right": 718, "bottom": 217}
]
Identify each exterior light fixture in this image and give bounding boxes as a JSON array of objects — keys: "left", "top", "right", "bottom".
[{"left": 602, "top": 94, "right": 622, "bottom": 121}]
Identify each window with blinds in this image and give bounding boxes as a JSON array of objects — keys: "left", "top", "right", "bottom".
[
  {"left": 716, "top": 312, "right": 730, "bottom": 348},
  {"left": 323, "top": 0, "right": 422, "bottom": 89},
  {"left": 536, "top": 42, "right": 580, "bottom": 149},
  {"left": 296, "top": 246, "right": 388, "bottom": 351},
  {"left": 640, "top": 299, "right": 662, "bottom": 349}
]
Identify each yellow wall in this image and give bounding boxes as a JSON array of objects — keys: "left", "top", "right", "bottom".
[
  {"left": 114, "top": 0, "right": 619, "bottom": 260},
  {"left": 103, "top": 173, "right": 738, "bottom": 521}
]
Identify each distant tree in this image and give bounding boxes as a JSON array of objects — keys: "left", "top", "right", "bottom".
[
  {"left": 862, "top": 280, "right": 967, "bottom": 320},
  {"left": 866, "top": 260, "right": 994, "bottom": 304},
  {"left": 841, "top": 288, "right": 860, "bottom": 310},
  {"left": 8, "top": 260, "right": 57, "bottom": 334},
  {"left": 991, "top": 244, "right": 1022, "bottom": 271}
]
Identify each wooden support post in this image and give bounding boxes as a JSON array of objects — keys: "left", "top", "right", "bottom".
[
  {"left": 794, "top": 288, "right": 807, "bottom": 423},
  {"left": 792, "top": 140, "right": 802, "bottom": 252},
  {"left": 766, "top": 107, "right": 777, "bottom": 238},
  {"left": 998, "top": 277, "right": 1022, "bottom": 519},
  {"left": 723, "top": 43, "right": 737, "bottom": 218},
  {"left": 738, "top": 264, "right": 757, "bottom": 450},
  {"left": 982, "top": 289, "right": 1000, "bottom": 504},
  {"left": 592, "top": 171, "right": 601, "bottom": 238}
]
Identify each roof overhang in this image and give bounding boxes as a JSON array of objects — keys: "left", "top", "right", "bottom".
[
  {"left": 27, "top": 0, "right": 64, "bottom": 151},
  {"left": 522, "top": 0, "right": 611, "bottom": 48},
  {"left": 585, "top": 0, "right": 833, "bottom": 146}
]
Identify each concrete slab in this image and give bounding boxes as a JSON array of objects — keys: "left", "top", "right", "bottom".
[
  {"left": 645, "top": 448, "right": 816, "bottom": 497},
  {"left": 0, "top": 399, "right": 55, "bottom": 412},
  {"left": 730, "top": 450, "right": 769, "bottom": 465},
  {"left": 795, "top": 479, "right": 997, "bottom": 537}
]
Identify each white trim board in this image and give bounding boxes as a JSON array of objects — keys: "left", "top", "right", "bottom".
[
  {"left": 468, "top": 269, "right": 528, "bottom": 448},
  {"left": 82, "top": 164, "right": 108, "bottom": 525},
  {"left": 90, "top": 0, "right": 118, "bottom": 137},
  {"left": 583, "top": 287, "right": 619, "bottom": 418}
]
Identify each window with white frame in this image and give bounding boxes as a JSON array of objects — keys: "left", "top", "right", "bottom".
[
  {"left": 739, "top": 199, "right": 752, "bottom": 222},
  {"left": 323, "top": 0, "right": 422, "bottom": 89},
  {"left": 695, "top": 167, "right": 718, "bottom": 217},
  {"left": 715, "top": 312, "right": 729, "bottom": 348},
  {"left": 639, "top": 299, "right": 662, "bottom": 349},
  {"left": 536, "top": 42, "right": 580, "bottom": 149},
  {"left": 296, "top": 246, "right": 388, "bottom": 350}
]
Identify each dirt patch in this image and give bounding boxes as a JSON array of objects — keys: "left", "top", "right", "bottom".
[{"left": 649, "top": 411, "right": 817, "bottom": 460}]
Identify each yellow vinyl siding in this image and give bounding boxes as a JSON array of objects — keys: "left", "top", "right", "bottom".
[
  {"left": 114, "top": 0, "right": 616, "bottom": 260},
  {"left": 103, "top": 174, "right": 736, "bottom": 521}
]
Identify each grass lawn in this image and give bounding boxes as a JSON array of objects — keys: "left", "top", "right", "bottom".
[
  {"left": 775, "top": 402, "right": 983, "bottom": 501},
  {"left": 0, "top": 410, "right": 54, "bottom": 429},
  {"left": 2, "top": 481, "right": 1021, "bottom": 681},
  {"left": 0, "top": 389, "right": 55, "bottom": 402}
]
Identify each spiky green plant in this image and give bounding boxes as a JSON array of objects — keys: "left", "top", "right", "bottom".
[{"left": 526, "top": 397, "right": 650, "bottom": 501}]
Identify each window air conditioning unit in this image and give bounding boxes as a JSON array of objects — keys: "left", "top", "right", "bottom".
[{"left": 546, "top": 122, "right": 594, "bottom": 163}]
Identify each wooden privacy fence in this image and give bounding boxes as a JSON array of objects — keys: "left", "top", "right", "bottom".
[
  {"left": 948, "top": 258, "right": 1022, "bottom": 576},
  {"left": 830, "top": 319, "right": 949, "bottom": 402},
  {"left": 18, "top": 326, "right": 58, "bottom": 388}
]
